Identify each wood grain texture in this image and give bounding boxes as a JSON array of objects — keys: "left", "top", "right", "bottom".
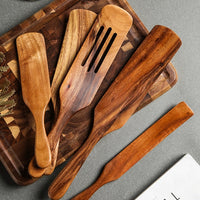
[
  {"left": 44, "top": 5, "right": 133, "bottom": 175},
  {"left": 16, "top": 33, "right": 51, "bottom": 168},
  {"left": 51, "top": 9, "right": 97, "bottom": 116},
  {"left": 71, "top": 102, "right": 194, "bottom": 200},
  {"left": 0, "top": 0, "right": 178, "bottom": 185},
  {"left": 48, "top": 25, "right": 182, "bottom": 200}
]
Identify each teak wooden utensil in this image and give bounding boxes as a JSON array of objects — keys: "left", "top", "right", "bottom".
[
  {"left": 28, "top": 9, "right": 97, "bottom": 178},
  {"left": 48, "top": 25, "right": 182, "bottom": 200},
  {"left": 51, "top": 9, "right": 97, "bottom": 117},
  {"left": 71, "top": 102, "right": 194, "bottom": 200},
  {"left": 42, "top": 5, "right": 132, "bottom": 175},
  {"left": 16, "top": 33, "right": 51, "bottom": 168}
]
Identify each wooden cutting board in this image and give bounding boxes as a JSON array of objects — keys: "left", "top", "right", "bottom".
[{"left": 0, "top": 0, "right": 177, "bottom": 185}]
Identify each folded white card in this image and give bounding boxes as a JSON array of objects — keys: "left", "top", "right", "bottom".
[{"left": 136, "top": 154, "right": 200, "bottom": 200}]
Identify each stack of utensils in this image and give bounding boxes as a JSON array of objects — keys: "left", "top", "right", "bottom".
[{"left": 15, "top": 4, "right": 193, "bottom": 200}]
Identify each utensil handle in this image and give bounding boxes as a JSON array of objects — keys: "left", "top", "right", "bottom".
[
  {"left": 71, "top": 175, "right": 105, "bottom": 200},
  {"left": 44, "top": 136, "right": 60, "bottom": 175},
  {"left": 28, "top": 157, "right": 46, "bottom": 178},
  {"left": 48, "top": 129, "right": 100, "bottom": 200},
  {"left": 28, "top": 111, "right": 71, "bottom": 177},
  {"left": 28, "top": 128, "right": 62, "bottom": 177},
  {"left": 34, "top": 109, "right": 51, "bottom": 168},
  {"left": 45, "top": 110, "right": 70, "bottom": 173}
]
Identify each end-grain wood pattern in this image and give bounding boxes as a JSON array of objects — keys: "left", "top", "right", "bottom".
[
  {"left": 71, "top": 102, "right": 193, "bottom": 200},
  {"left": 0, "top": 49, "right": 16, "bottom": 117},
  {"left": 48, "top": 25, "right": 182, "bottom": 200},
  {"left": 0, "top": 0, "right": 178, "bottom": 185}
]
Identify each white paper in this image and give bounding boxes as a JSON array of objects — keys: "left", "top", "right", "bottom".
[{"left": 135, "top": 154, "right": 200, "bottom": 200}]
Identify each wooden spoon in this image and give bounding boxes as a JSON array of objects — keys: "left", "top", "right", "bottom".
[
  {"left": 28, "top": 9, "right": 97, "bottom": 178},
  {"left": 71, "top": 102, "right": 193, "bottom": 200},
  {"left": 48, "top": 25, "right": 182, "bottom": 200},
  {"left": 16, "top": 32, "right": 51, "bottom": 168},
  {"left": 32, "top": 5, "right": 132, "bottom": 176}
]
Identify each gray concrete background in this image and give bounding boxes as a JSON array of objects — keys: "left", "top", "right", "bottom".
[{"left": 0, "top": 0, "right": 199, "bottom": 199}]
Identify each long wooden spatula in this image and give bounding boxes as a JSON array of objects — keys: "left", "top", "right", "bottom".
[
  {"left": 48, "top": 25, "right": 182, "bottom": 200},
  {"left": 44, "top": 5, "right": 133, "bottom": 174},
  {"left": 16, "top": 32, "right": 51, "bottom": 168},
  {"left": 71, "top": 102, "right": 193, "bottom": 200}
]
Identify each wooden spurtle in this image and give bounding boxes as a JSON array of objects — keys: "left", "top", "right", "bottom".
[
  {"left": 51, "top": 9, "right": 97, "bottom": 117},
  {"left": 16, "top": 33, "right": 51, "bottom": 168},
  {"left": 28, "top": 9, "right": 97, "bottom": 178},
  {"left": 71, "top": 102, "right": 194, "bottom": 200},
  {"left": 41, "top": 5, "right": 132, "bottom": 175},
  {"left": 48, "top": 25, "right": 182, "bottom": 200}
]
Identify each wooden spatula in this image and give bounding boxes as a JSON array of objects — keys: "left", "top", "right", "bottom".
[
  {"left": 28, "top": 9, "right": 97, "bottom": 178},
  {"left": 71, "top": 102, "right": 193, "bottom": 200},
  {"left": 48, "top": 25, "right": 182, "bottom": 200},
  {"left": 43, "top": 5, "right": 133, "bottom": 175},
  {"left": 51, "top": 9, "right": 97, "bottom": 117},
  {"left": 16, "top": 32, "right": 51, "bottom": 168}
]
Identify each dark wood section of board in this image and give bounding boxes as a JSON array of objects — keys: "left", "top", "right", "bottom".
[{"left": 0, "top": 0, "right": 177, "bottom": 185}]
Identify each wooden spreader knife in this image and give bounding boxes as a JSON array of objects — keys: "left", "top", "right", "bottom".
[
  {"left": 16, "top": 33, "right": 51, "bottom": 169},
  {"left": 48, "top": 25, "right": 182, "bottom": 200},
  {"left": 71, "top": 102, "right": 193, "bottom": 200}
]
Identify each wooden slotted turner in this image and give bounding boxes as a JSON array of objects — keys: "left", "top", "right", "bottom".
[
  {"left": 43, "top": 5, "right": 132, "bottom": 174},
  {"left": 16, "top": 33, "right": 51, "bottom": 168},
  {"left": 48, "top": 25, "right": 182, "bottom": 200},
  {"left": 71, "top": 102, "right": 193, "bottom": 200}
]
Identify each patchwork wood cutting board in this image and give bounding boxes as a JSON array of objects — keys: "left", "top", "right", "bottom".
[{"left": 0, "top": 0, "right": 177, "bottom": 185}]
